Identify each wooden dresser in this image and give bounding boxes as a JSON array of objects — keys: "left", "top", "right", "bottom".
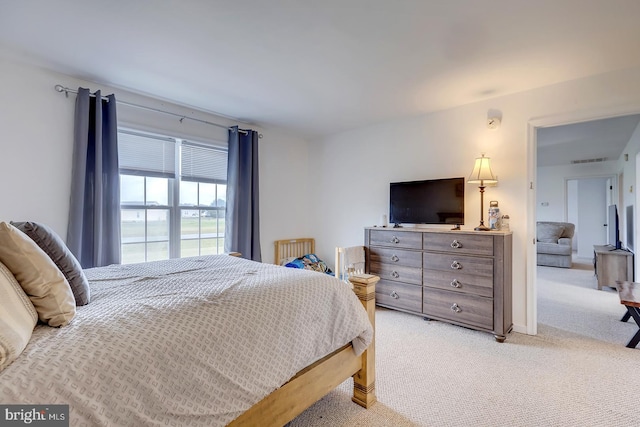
[{"left": 365, "top": 227, "right": 513, "bottom": 342}]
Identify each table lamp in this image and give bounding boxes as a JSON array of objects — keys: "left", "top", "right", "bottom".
[{"left": 468, "top": 154, "right": 498, "bottom": 231}]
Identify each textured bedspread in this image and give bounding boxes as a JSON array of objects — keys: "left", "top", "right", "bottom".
[{"left": 0, "top": 255, "right": 373, "bottom": 426}]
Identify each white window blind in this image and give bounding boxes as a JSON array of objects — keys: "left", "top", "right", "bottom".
[
  {"left": 181, "top": 142, "right": 227, "bottom": 184},
  {"left": 118, "top": 131, "right": 176, "bottom": 178}
]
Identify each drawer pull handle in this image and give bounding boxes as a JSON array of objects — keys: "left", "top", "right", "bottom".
[
  {"left": 450, "top": 240, "right": 462, "bottom": 249},
  {"left": 391, "top": 270, "right": 400, "bottom": 278},
  {"left": 451, "top": 261, "right": 462, "bottom": 270},
  {"left": 390, "top": 254, "right": 400, "bottom": 262},
  {"left": 391, "top": 236, "right": 400, "bottom": 244},
  {"left": 450, "top": 279, "right": 461, "bottom": 288},
  {"left": 451, "top": 303, "right": 462, "bottom": 313},
  {"left": 390, "top": 291, "right": 399, "bottom": 299}
]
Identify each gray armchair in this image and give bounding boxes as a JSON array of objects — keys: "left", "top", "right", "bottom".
[{"left": 536, "top": 221, "right": 575, "bottom": 268}]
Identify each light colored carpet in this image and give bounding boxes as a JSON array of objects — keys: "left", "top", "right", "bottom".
[{"left": 290, "top": 257, "right": 640, "bottom": 426}]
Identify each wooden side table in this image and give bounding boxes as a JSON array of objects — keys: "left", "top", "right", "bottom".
[
  {"left": 615, "top": 281, "right": 640, "bottom": 348},
  {"left": 593, "top": 245, "right": 633, "bottom": 290}
]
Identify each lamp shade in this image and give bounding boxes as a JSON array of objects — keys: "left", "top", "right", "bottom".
[{"left": 468, "top": 154, "right": 497, "bottom": 185}]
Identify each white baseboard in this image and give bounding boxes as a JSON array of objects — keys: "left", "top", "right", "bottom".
[{"left": 512, "top": 323, "right": 529, "bottom": 335}]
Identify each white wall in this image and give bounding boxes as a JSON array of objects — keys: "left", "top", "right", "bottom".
[
  {"left": 0, "top": 47, "right": 312, "bottom": 265},
  {"left": 567, "top": 180, "right": 578, "bottom": 250},
  {"left": 576, "top": 178, "right": 608, "bottom": 257},
  {"left": 259, "top": 130, "right": 313, "bottom": 263},
  {"left": 308, "top": 66, "right": 640, "bottom": 334},
  {"left": 618, "top": 121, "right": 640, "bottom": 275},
  {"left": 0, "top": 51, "right": 75, "bottom": 236},
  {"left": 618, "top": 123, "right": 640, "bottom": 213},
  {"left": 536, "top": 161, "right": 619, "bottom": 222}
]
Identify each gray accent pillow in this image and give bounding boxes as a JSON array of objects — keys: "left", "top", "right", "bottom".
[
  {"left": 10, "top": 221, "right": 90, "bottom": 306},
  {"left": 537, "top": 223, "right": 565, "bottom": 244}
]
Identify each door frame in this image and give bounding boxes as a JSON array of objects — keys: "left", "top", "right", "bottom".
[{"left": 526, "top": 104, "right": 640, "bottom": 335}]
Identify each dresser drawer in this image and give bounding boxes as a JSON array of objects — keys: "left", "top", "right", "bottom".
[
  {"left": 370, "top": 261, "right": 422, "bottom": 285},
  {"left": 376, "top": 279, "right": 422, "bottom": 312},
  {"left": 423, "top": 269, "right": 493, "bottom": 298},
  {"left": 423, "top": 233, "right": 493, "bottom": 256},
  {"left": 423, "top": 288, "right": 493, "bottom": 330},
  {"left": 423, "top": 253, "right": 493, "bottom": 279},
  {"left": 369, "top": 247, "right": 422, "bottom": 268},
  {"left": 369, "top": 230, "right": 422, "bottom": 249}
]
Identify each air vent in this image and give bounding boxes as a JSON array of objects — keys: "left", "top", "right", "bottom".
[{"left": 570, "top": 157, "right": 608, "bottom": 164}]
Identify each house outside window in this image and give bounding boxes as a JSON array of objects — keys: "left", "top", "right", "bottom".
[{"left": 118, "top": 130, "right": 227, "bottom": 264}]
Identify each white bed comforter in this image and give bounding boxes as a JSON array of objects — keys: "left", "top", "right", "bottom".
[{"left": 0, "top": 255, "right": 373, "bottom": 426}]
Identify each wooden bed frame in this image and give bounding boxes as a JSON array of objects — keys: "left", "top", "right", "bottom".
[{"left": 228, "top": 239, "right": 377, "bottom": 426}]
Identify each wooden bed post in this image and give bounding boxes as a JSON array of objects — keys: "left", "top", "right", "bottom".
[{"left": 349, "top": 274, "right": 379, "bottom": 408}]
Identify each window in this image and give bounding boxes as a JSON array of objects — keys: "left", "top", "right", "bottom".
[{"left": 118, "top": 130, "right": 227, "bottom": 264}]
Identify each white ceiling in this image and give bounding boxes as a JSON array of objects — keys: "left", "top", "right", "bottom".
[
  {"left": 2, "top": 1, "right": 640, "bottom": 139},
  {"left": 537, "top": 115, "right": 640, "bottom": 167}
]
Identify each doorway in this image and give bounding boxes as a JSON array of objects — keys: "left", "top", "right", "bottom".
[
  {"left": 565, "top": 176, "right": 615, "bottom": 257},
  {"left": 527, "top": 109, "right": 640, "bottom": 335}
]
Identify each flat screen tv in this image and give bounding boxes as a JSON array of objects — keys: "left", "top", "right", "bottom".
[
  {"left": 389, "top": 177, "right": 464, "bottom": 226},
  {"left": 608, "top": 204, "right": 622, "bottom": 250}
]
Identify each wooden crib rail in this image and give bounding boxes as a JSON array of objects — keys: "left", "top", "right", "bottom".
[{"left": 274, "top": 238, "right": 315, "bottom": 264}]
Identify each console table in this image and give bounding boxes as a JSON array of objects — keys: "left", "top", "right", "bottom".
[
  {"left": 593, "top": 245, "right": 633, "bottom": 290},
  {"left": 364, "top": 227, "right": 512, "bottom": 342}
]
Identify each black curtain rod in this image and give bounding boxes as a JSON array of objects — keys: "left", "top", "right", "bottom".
[{"left": 54, "top": 85, "right": 262, "bottom": 137}]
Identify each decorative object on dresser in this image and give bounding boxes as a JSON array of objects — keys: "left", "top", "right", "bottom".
[
  {"left": 365, "top": 227, "right": 512, "bottom": 342},
  {"left": 467, "top": 154, "right": 498, "bottom": 231},
  {"left": 593, "top": 245, "right": 633, "bottom": 290},
  {"left": 488, "top": 200, "right": 501, "bottom": 230}
]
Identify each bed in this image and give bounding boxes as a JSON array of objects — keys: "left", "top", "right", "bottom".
[{"left": 0, "top": 225, "right": 377, "bottom": 426}]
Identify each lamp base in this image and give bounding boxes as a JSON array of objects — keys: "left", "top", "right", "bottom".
[{"left": 474, "top": 223, "right": 490, "bottom": 231}]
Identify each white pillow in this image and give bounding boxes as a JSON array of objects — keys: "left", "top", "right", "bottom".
[{"left": 0, "top": 261, "right": 38, "bottom": 372}]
